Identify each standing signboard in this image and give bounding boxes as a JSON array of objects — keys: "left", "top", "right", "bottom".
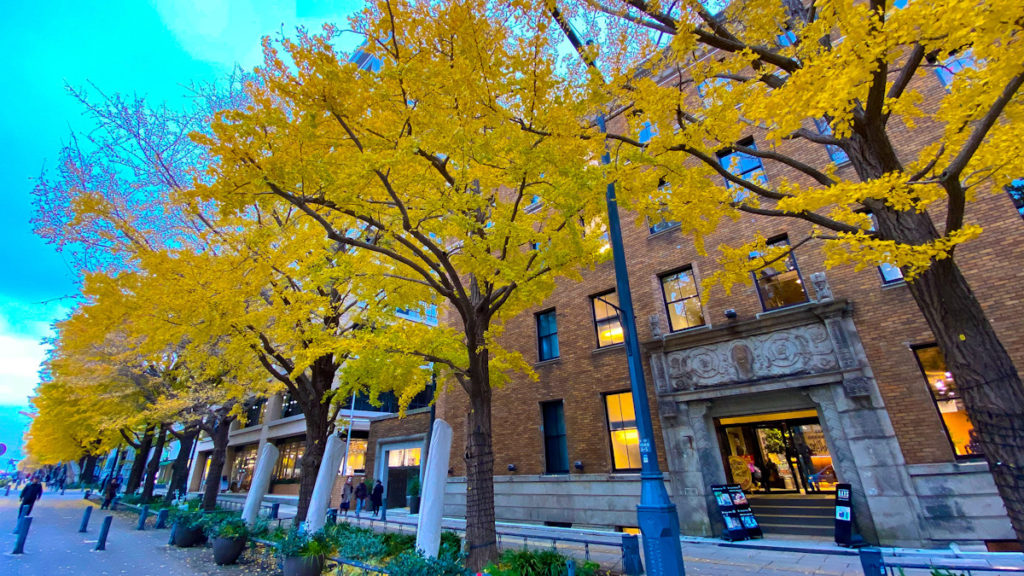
[
  {"left": 711, "top": 484, "right": 762, "bottom": 541},
  {"left": 834, "top": 483, "right": 855, "bottom": 546}
]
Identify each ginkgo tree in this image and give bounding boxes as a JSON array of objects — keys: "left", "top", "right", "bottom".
[
  {"left": 192, "top": 1, "right": 609, "bottom": 567},
  {"left": 543, "top": 0, "right": 1024, "bottom": 541}
]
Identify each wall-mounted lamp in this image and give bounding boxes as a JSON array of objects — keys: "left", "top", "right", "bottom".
[
  {"left": 724, "top": 309, "right": 738, "bottom": 320},
  {"left": 507, "top": 464, "right": 517, "bottom": 472},
  {"left": 573, "top": 461, "right": 584, "bottom": 471}
]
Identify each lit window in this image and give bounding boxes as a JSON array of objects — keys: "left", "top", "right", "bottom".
[
  {"left": 272, "top": 438, "right": 306, "bottom": 481},
  {"left": 592, "top": 291, "right": 624, "bottom": 347},
  {"left": 536, "top": 309, "right": 559, "bottom": 361},
  {"left": 242, "top": 398, "right": 266, "bottom": 428},
  {"left": 913, "top": 345, "right": 982, "bottom": 458},
  {"left": 1007, "top": 179, "right": 1024, "bottom": 220},
  {"left": 718, "top": 139, "right": 768, "bottom": 201},
  {"left": 339, "top": 439, "right": 367, "bottom": 475},
  {"left": 660, "top": 267, "right": 705, "bottom": 332},
  {"left": 281, "top": 393, "right": 303, "bottom": 418},
  {"left": 605, "top": 392, "right": 641, "bottom": 471},
  {"left": 752, "top": 236, "right": 808, "bottom": 311},
  {"left": 387, "top": 447, "right": 421, "bottom": 467},
  {"left": 541, "top": 400, "right": 569, "bottom": 474}
]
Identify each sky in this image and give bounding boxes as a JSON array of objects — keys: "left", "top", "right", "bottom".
[{"left": 0, "top": 0, "right": 362, "bottom": 464}]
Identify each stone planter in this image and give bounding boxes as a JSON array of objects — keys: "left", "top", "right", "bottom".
[
  {"left": 212, "top": 535, "right": 248, "bottom": 565},
  {"left": 172, "top": 523, "right": 204, "bottom": 548},
  {"left": 408, "top": 495, "right": 421, "bottom": 514},
  {"left": 283, "top": 555, "right": 325, "bottom": 576}
]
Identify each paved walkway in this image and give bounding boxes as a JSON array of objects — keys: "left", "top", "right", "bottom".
[{"left": 3, "top": 490, "right": 1023, "bottom": 575}]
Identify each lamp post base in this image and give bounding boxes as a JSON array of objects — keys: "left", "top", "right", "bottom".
[{"left": 638, "top": 502, "right": 686, "bottom": 576}]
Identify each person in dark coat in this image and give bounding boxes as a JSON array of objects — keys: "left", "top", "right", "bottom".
[
  {"left": 370, "top": 480, "right": 384, "bottom": 515},
  {"left": 19, "top": 477, "right": 43, "bottom": 516},
  {"left": 101, "top": 478, "right": 120, "bottom": 510},
  {"left": 354, "top": 480, "right": 368, "bottom": 518}
]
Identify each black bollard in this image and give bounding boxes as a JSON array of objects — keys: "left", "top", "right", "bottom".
[
  {"left": 94, "top": 515, "right": 113, "bottom": 551},
  {"left": 168, "top": 524, "right": 177, "bottom": 545},
  {"left": 4, "top": 484, "right": 9, "bottom": 496},
  {"left": 136, "top": 505, "right": 149, "bottom": 530},
  {"left": 155, "top": 509, "right": 169, "bottom": 529},
  {"left": 79, "top": 506, "right": 94, "bottom": 533},
  {"left": 11, "top": 516, "right": 32, "bottom": 554},
  {"left": 84, "top": 489, "right": 91, "bottom": 499},
  {"left": 622, "top": 534, "right": 644, "bottom": 576},
  {"left": 859, "top": 547, "right": 885, "bottom": 575},
  {"left": 269, "top": 502, "right": 280, "bottom": 519},
  {"left": 13, "top": 505, "right": 30, "bottom": 534},
  {"left": 326, "top": 509, "right": 338, "bottom": 525}
]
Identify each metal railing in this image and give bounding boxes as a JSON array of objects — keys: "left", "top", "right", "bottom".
[{"left": 861, "top": 548, "right": 1024, "bottom": 576}]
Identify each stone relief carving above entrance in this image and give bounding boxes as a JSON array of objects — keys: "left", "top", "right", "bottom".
[{"left": 665, "top": 324, "right": 839, "bottom": 390}]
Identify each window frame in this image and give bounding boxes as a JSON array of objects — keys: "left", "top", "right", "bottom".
[
  {"left": 535, "top": 308, "right": 560, "bottom": 362},
  {"left": 603, "top": 391, "right": 642, "bottom": 472},
  {"left": 717, "top": 137, "right": 768, "bottom": 200},
  {"left": 541, "top": 400, "right": 569, "bottom": 475},
  {"left": 591, "top": 290, "right": 624, "bottom": 348},
  {"left": 910, "top": 343, "right": 984, "bottom": 460},
  {"left": 751, "top": 235, "right": 809, "bottom": 312},
  {"left": 658, "top": 266, "right": 706, "bottom": 332},
  {"left": 1007, "top": 179, "right": 1024, "bottom": 220}
]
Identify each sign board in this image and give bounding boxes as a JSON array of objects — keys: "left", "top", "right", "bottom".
[
  {"left": 711, "top": 484, "right": 762, "bottom": 541},
  {"left": 834, "top": 483, "right": 854, "bottom": 546}
]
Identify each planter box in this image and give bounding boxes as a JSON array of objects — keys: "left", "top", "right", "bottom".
[
  {"left": 172, "top": 524, "right": 205, "bottom": 548},
  {"left": 212, "top": 536, "right": 247, "bottom": 565},
  {"left": 283, "top": 555, "right": 325, "bottom": 576}
]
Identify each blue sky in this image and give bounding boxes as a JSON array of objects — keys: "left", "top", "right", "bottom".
[{"left": 0, "top": 0, "right": 361, "bottom": 463}]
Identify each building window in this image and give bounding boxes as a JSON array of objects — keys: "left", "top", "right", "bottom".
[
  {"left": 230, "top": 444, "right": 259, "bottom": 491},
  {"left": 536, "top": 309, "right": 560, "bottom": 361},
  {"left": 913, "top": 345, "right": 983, "bottom": 458},
  {"left": 660, "top": 267, "right": 705, "bottom": 332},
  {"left": 638, "top": 120, "right": 656, "bottom": 144},
  {"left": 339, "top": 439, "right": 368, "bottom": 476},
  {"left": 1007, "top": 179, "right": 1024, "bottom": 220},
  {"left": 752, "top": 236, "right": 808, "bottom": 310},
  {"left": 592, "top": 291, "right": 624, "bottom": 347},
  {"left": 242, "top": 398, "right": 266, "bottom": 428},
  {"left": 812, "top": 118, "right": 850, "bottom": 164},
  {"left": 541, "top": 400, "right": 569, "bottom": 474},
  {"left": 864, "top": 212, "right": 905, "bottom": 284},
  {"left": 933, "top": 51, "right": 974, "bottom": 88},
  {"left": 281, "top": 392, "right": 302, "bottom": 418},
  {"left": 605, "top": 392, "right": 641, "bottom": 471},
  {"left": 718, "top": 139, "right": 768, "bottom": 201},
  {"left": 273, "top": 437, "right": 306, "bottom": 481},
  {"left": 387, "top": 447, "right": 421, "bottom": 467}
]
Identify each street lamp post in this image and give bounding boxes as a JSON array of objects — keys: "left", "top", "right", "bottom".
[{"left": 547, "top": 8, "right": 686, "bottom": 574}]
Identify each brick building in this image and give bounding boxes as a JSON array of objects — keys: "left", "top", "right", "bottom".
[{"left": 424, "top": 52, "right": 1024, "bottom": 549}]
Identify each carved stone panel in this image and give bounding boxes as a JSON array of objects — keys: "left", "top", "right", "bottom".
[{"left": 665, "top": 324, "right": 839, "bottom": 391}]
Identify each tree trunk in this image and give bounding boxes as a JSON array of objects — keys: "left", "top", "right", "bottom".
[
  {"left": 202, "top": 419, "right": 232, "bottom": 511},
  {"left": 165, "top": 427, "right": 198, "bottom": 504},
  {"left": 125, "top": 427, "right": 154, "bottom": 494},
  {"left": 294, "top": 358, "right": 336, "bottom": 524},
  {"left": 464, "top": 344, "right": 498, "bottom": 571},
  {"left": 852, "top": 128, "right": 1024, "bottom": 543},
  {"left": 141, "top": 426, "right": 168, "bottom": 503}
]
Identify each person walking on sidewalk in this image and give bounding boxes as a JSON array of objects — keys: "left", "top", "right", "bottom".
[
  {"left": 339, "top": 477, "right": 354, "bottom": 518},
  {"left": 101, "top": 477, "right": 120, "bottom": 509},
  {"left": 354, "top": 480, "right": 368, "bottom": 518},
  {"left": 370, "top": 480, "right": 384, "bottom": 516},
  {"left": 19, "top": 476, "right": 43, "bottom": 516}
]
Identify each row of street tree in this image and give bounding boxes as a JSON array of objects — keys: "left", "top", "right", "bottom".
[{"left": 24, "top": 0, "right": 1024, "bottom": 568}]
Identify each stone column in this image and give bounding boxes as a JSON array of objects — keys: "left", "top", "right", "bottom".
[
  {"left": 416, "top": 419, "right": 453, "bottom": 558},
  {"left": 305, "top": 434, "right": 346, "bottom": 533},
  {"left": 187, "top": 452, "right": 208, "bottom": 493},
  {"left": 243, "top": 443, "right": 280, "bottom": 526}
]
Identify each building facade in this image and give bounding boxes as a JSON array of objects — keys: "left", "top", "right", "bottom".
[{"left": 430, "top": 61, "right": 1024, "bottom": 549}]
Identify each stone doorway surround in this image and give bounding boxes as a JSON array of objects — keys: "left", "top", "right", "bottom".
[{"left": 645, "top": 297, "right": 925, "bottom": 547}]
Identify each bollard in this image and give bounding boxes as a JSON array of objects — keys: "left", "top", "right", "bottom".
[
  {"left": 567, "top": 558, "right": 576, "bottom": 576},
  {"left": 84, "top": 489, "right": 91, "bottom": 499},
  {"left": 13, "top": 505, "right": 30, "bottom": 533},
  {"left": 859, "top": 547, "right": 885, "bottom": 575},
  {"left": 4, "top": 484, "right": 9, "bottom": 496},
  {"left": 155, "top": 509, "right": 169, "bottom": 529},
  {"left": 11, "top": 516, "right": 32, "bottom": 554},
  {"left": 168, "top": 524, "right": 177, "bottom": 546},
  {"left": 94, "top": 515, "right": 113, "bottom": 551},
  {"left": 622, "top": 534, "right": 644, "bottom": 576},
  {"left": 79, "top": 506, "right": 94, "bottom": 533},
  {"left": 269, "top": 502, "right": 280, "bottom": 520},
  {"left": 136, "top": 505, "right": 150, "bottom": 530},
  {"left": 326, "top": 509, "right": 338, "bottom": 525}
]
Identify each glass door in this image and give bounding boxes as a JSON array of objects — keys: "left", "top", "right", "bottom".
[
  {"left": 790, "top": 422, "right": 836, "bottom": 493},
  {"left": 754, "top": 425, "right": 799, "bottom": 492}
]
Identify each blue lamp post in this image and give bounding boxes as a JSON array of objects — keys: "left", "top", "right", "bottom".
[{"left": 548, "top": 8, "right": 686, "bottom": 575}]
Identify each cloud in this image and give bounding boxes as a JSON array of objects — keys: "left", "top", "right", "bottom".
[
  {"left": 151, "top": 0, "right": 362, "bottom": 71},
  {"left": 0, "top": 296, "right": 68, "bottom": 407}
]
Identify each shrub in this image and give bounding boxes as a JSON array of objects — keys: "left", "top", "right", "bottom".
[
  {"left": 203, "top": 515, "right": 252, "bottom": 539},
  {"left": 168, "top": 507, "right": 205, "bottom": 530},
  {"left": 441, "top": 531, "right": 463, "bottom": 555},
  {"left": 382, "top": 532, "right": 417, "bottom": 557},
  {"left": 386, "top": 549, "right": 466, "bottom": 576},
  {"left": 485, "top": 549, "right": 599, "bottom": 576},
  {"left": 280, "top": 526, "right": 334, "bottom": 558},
  {"left": 335, "top": 528, "right": 387, "bottom": 562}
]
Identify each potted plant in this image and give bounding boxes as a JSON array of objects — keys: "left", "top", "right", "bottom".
[
  {"left": 205, "top": 515, "right": 251, "bottom": 565},
  {"left": 169, "top": 507, "right": 206, "bottom": 548},
  {"left": 280, "top": 527, "right": 333, "bottom": 576},
  {"left": 406, "top": 475, "right": 422, "bottom": 514}
]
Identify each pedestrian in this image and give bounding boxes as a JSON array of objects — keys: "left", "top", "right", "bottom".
[
  {"left": 339, "top": 477, "right": 353, "bottom": 518},
  {"left": 19, "top": 476, "right": 43, "bottom": 516},
  {"left": 371, "top": 480, "right": 384, "bottom": 516},
  {"left": 219, "top": 475, "right": 229, "bottom": 493},
  {"left": 354, "top": 479, "right": 368, "bottom": 518},
  {"left": 101, "top": 477, "right": 119, "bottom": 509},
  {"left": 58, "top": 474, "right": 66, "bottom": 495}
]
